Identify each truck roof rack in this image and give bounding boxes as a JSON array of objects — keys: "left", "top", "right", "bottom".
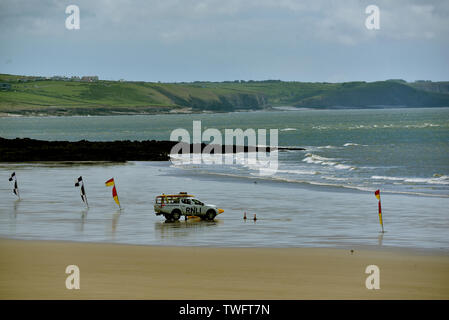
[{"left": 156, "top": 194, "right": 194, "bottom": 198}]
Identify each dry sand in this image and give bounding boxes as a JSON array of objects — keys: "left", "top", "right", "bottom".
[{"left": 0, "top": 238, "right": 448, "bottom": 299}]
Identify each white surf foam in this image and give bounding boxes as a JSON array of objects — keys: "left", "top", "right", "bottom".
[
  {"left": 276, "top": 169, "right": 320, "bottom": 175},
  {"left": 371, "top": 175, "right": 449, "bottom": 185},
  {"left": 343, "top": 142, "right": 367, "bottom": 147},
  {"left": 302, "top": 153, "right": 355, "bottom": 170}
]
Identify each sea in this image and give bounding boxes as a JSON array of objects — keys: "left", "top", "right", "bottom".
[{"left": 0, "top": 108, "right": 448, "bottom": 251}]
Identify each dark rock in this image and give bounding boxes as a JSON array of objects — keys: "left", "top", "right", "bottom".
[{"left": 0, "top": 137, "right": 280, "bottom": 162}]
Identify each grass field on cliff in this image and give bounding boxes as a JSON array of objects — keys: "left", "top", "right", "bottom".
[
  {"left": 0, "top": 75, "right": 257, "bottom": 114},
  {"left": 1, "top": 73, "right": 448, "bottom": 115}
]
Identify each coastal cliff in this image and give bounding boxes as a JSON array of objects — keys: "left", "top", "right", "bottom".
[{"left": 1, "top": 74, "right": 449, "bottom": 116}]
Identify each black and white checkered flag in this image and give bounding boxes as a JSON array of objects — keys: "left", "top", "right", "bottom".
[
  {"left": 8, "top": 172, "right": 19, "bottom": 198},
  {"left": 74, "top": 176, "right": 88, "bottom": 207}
]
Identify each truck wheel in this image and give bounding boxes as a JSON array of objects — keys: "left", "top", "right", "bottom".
[
  {"left": 171, "top": 210, "right": 181, "bottom": 221},
  {"left": 205, "top": 210, "right": 216, "bottom": 221},
  {"left": 164, "top": 213, "right": 173, "bottom": 221}
]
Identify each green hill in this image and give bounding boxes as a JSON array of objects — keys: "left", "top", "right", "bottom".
[
  {"left": 1, "top": 74, "right": 448, "bottom": 115},
  {"left": 293, "top": 81, "right": 449, "bottom": 108}
]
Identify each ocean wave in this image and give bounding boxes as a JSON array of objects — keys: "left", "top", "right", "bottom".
[
  {"left": 348, "top": 123, "right": 443, "bottom": 130},
  {"left": 173, "top": 166, "right": 447, "bottom": 198},
  {"left": 334, "top": 164, "right": 354, "bottom": 170},
  {"left": 343, "top": 142, "right": 367, "bottom": 147},
  {"left": 372, "top": 175, "right": 449, "bottom": 185},
  {"left": 322, "top": 176, "right": 349, "bottom": 181},
  {"left": 276, "top": 169, "right": 319, "bottom": 175},
  {"left": 371, "top": 175, "right": 403, "bottom": 181},
  {"left": 405, "top": 123, "right": 441, "bottom": 128},
  {"left": 302, "top": 153, "right": 335, "bottom": 164},
  {"left": 280, "top": 128, "right": 297, "bottom": 131},
  {"left": 312, "top": 125, "right": 330, "bottom": 130},
  {"left": 302, "top": 153, "right": 355, "bottom": 170}
]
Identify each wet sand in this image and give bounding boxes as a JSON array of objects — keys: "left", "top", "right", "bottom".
[{"left": 0, "top": 239, "right": 448, "bottom": 299}]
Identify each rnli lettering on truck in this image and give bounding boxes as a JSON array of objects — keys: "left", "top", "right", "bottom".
[{"left": 186, "top": 207, "right": 201, "bottom": 214}]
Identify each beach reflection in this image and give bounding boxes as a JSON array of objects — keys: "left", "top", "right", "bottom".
[
  {"left": 378, "top": 233, "right": 384, "bottom": 247},
  {"left": 12, "top": 199, "right": 21, "bottom": 218},
  {"left": 154, "top": 218, "right": 221, "bottom": 239},
  {"left": 79, "top": 209, "right": 88, "bottom": 232},
  {"left": 7, "top": 199, "right": 21, "bottom": 234},
  {"left": 111, "top": 210, "right": 121, "bottom": 235}
]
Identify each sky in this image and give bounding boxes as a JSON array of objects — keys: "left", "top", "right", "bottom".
[{"left": 0, "top": 0, "right": 448, "bottom": 82}]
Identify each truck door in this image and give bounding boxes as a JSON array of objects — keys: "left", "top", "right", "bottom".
[
  {"left": 181, "top": 198, "right": 202, "bottom": 216},
  {"left": 191, "top": 199, "right": 204, "bottom": 216},
  {"left": 180, "top": 198, "right": 193, "bottom": 215}
]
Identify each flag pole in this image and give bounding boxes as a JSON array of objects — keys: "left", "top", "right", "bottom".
[
  {"left": 380, "top": 199, "right": 384, "bottom": 233},
  {"left": 379, "top": 197, "right": 384, "bottom": 233},
  {"left": 11, "top": 173, "right": 20, "bottom": 199},
  {"left": 379, "top": 200, "right": 385, "bottom": 233},
  {"left": 83, "top": 182, "right": 89, "bottom": 208},
  {"left": 116, "top": 182, "right": 122, "bottom": 210},
  {"left": 375, "top": 189, "right": 384, "bottom": 233},
  {"left": 16, "top": 179, "right": 20, "bottom": 200}
]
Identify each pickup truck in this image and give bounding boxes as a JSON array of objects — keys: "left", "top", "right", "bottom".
[{"left": 154, "top": 192, "right": 224, "bottom": 221}]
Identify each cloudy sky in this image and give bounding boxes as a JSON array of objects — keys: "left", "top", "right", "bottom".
[{"left": 1, "top": 0, "right": 448, "bottom": 82}]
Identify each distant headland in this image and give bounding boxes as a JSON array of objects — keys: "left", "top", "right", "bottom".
[{"left": 1, "top": 73, "right": 449, "bottom": 116}]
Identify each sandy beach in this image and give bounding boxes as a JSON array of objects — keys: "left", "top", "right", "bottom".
[{"left": 0, "top": 238, "right": 448, "bottom": 300}]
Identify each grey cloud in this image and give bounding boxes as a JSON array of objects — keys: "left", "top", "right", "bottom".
[
  {"left": 1, "top": 0, "right": 448, "bottom": 43},
  {"left": 0, "top": 0, "right": 448, "bottom": 81}
]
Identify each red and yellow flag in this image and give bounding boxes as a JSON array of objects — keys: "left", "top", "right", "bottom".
[
  {"left": 105, "top": 178, "right": 121, "bottom": 208},
  {"left": 374, "top": 189, "right": 380, "bottom": 200},
  {"left": 374, "top": 189, "right": 384, "bottom": 232}
]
